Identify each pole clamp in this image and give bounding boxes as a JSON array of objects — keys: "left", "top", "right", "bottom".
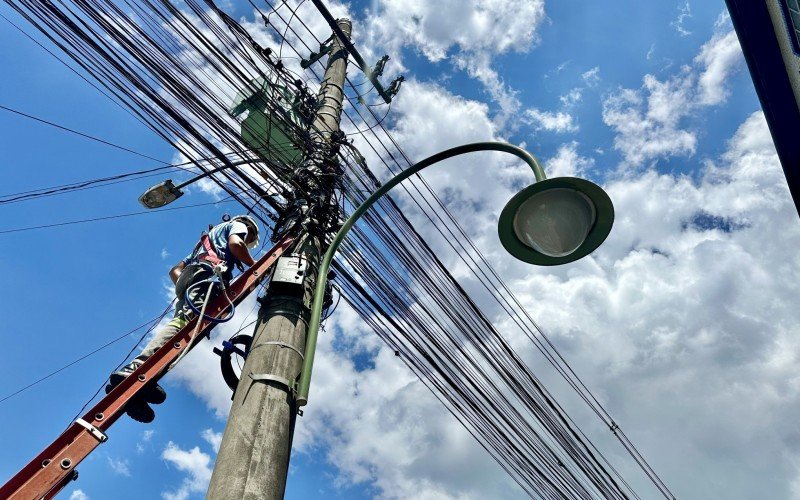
[
  {"left": 75, "top": 418, "right": 108, "bottom": 443},
  {"left": 249, "top": 373, "right": 297, "bottom": 396},
  {"left": 251, "top": 341, "right": 305, "bottom": 360}
]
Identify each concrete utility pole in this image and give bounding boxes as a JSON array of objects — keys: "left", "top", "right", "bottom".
[{"left": 207, "top": 18, "right": 351, "bottom": 500}]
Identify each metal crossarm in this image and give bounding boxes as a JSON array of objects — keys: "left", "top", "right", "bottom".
[{"left": 0, "top": 234, "right": 295, "bottom": 500}]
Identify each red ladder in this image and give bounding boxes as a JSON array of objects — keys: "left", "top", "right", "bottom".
[{"left": 0, "top": 235, "right": 295, "bottom": 500}]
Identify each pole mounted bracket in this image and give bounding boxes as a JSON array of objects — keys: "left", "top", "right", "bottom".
[
  {"left": 308, "top": 0, "right": 403, "bottom": 103},
  {"left": 301, "top": 42, "right": 333, "bottom": 69}
]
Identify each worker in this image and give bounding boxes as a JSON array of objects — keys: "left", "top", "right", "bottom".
[{"left": 106, "top": 215, "right": 260, "bottom": 423}]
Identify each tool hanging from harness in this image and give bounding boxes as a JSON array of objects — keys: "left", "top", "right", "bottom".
[
  {"left": 184, "top": 214, "right": 260, "bottom": 324},
  {"left": 192, "top": 226, "right": 238, "bottom": 280}
]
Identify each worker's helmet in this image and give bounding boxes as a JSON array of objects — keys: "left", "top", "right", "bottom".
[{"left": 232, "top": 215, "right": 260, "bottom": 250}]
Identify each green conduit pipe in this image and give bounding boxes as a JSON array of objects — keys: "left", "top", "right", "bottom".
[{"left": 296, "top": 141, "right": 545, "bottom": 405}]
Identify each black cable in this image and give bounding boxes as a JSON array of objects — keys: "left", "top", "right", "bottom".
[
  {"left": 0, "top": 103, "right": 170, "bottom": 164},
  {"left": 0, "top": 198, "right": 236, "bottom": 235},
  {"left": 0, "top": 164, "right": 190, "bottom": 205},
  {"left": 1, "top": 1, "right": 675, "bottom": 496},
  {"left": 0, "top": 313, "right": 165, "bottom": 405},
  {"left": 66, "top": 301, "right": 175, "bottom": 427}
]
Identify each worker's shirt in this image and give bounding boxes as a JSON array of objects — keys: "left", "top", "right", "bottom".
[{"left": 182, "top": 220, "right": 250, "bottom": 268}]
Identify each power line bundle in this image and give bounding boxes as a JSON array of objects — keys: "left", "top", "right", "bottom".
[{"left": 2, "top": 0, "right": 674, "bottom": 497}]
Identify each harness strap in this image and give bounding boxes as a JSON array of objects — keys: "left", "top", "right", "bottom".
[{"left": 198, "top": 233, "right": 224, "bottom": 266}]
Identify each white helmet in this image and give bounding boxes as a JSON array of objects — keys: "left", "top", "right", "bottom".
[{"left": 233, "top": 215, "right": 260, "bottom": 249}]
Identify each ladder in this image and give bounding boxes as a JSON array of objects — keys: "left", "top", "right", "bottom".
[{"left": 0, "top": 234, "right": 295, "bottom": 499}]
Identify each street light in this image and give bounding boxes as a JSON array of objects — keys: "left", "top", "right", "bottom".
[
  {"left": 498, "top": 177, "right": 614, "bottom": 265},
  {"left": 296, "top": 141, "right": 614, "bottom": 405},
  {"left": 138, "top": 159, "right": 262, "bottom": 209}
]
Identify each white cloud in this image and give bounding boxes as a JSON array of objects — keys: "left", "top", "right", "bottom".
[
  {"left": 137, "top": 429, "right": 156, "bottom": 454},
  {"left": 670, "top": 2, "right": 693, "bottom": 37},
  {"left": 602, "top": 13, "right": 743, "bottom": 167},
  {"left": 167, "top": 291, "right": 261, "bottom": 418},
  {"left": 582, "top": 66, "right": 601, "bottom": 87},
  {"left": 524, "top": 107, "right": 579, "bottom": 133},
  {"left": 107, "top": 456, "right": 131, "bottom": 477},
  {"left": 694, "top": 15, "right": 742, "bottom": 106},
  {"left": 69, "top": 490, "right": 89, "bottom": 500},
  {"left": 511, "top": 110, "right": 800, "bottom": 498},
  {"left": 365, "top": 0, "right": 546, "bottom": 125},
  {"left": 292, "top": 306, "right": 523, "bottom": 498},
  {"left": 161, "top": 441, "right": 213, "bottom": 500},
  {"left": 201, "top": 429, "right": 223, "bottom": 453},
  {"left": 560, "top": 88, "right": 583, "bottom": 107},
  {"left": 545, "top": 142, "right": 595, "bottom": 178},
  {"left": 156, "top": 6, "right": 799, "bottom": 499},
  {"left": 602, "top": 72, "right": 697, "bottom": 167},
  {"left": 366, "top": 0, "right": 544, "bottom": 62}
]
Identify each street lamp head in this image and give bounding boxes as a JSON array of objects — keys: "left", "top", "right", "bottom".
[
  {"left": 139, "top": 179, "right": 184, "bottom": 209},
  {"left": 498, "top": 177, "right": 614, "bottom": 265}
]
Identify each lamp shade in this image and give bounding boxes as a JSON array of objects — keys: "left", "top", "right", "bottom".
[
  {"left": 139, "top": 180, "right": 184, "bottom": 209},
  {"left": 498, "top": 177, "right": 614, "bottom": 265}
]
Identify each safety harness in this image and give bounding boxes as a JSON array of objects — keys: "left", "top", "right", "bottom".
[{"left": 198, "top": 231, "right": 224, "bottom": 267}]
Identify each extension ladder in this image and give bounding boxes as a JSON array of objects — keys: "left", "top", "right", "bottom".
[{"left": 0, "top": 234, "right": 295, "bottom": 499}]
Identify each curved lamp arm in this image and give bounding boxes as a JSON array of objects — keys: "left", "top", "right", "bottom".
[{"left": 296, "top": 141, "right": 545, "bottom": 405}]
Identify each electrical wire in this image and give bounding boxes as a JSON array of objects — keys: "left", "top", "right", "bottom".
[
  {"left": 0, "top": 314, "right": 166, "bottom": 405},
  {"left": 0, "top": 198, "right": 237, "bottom": 235},
  {"left": 0, "top": 103, "right": 170, "bottom": 164},
  {"left": 1, "top": 1, "right": 676, "bottom": 497},
  {"left": 66, "top": 300, "right": 175, "bottom": 428}
]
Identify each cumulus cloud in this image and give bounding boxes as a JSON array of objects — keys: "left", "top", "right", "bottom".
[
  {"left": 159, "top": 5, "right": 798, "bottom": 499},
  {"left": 69, "top": 490, "right": 89, "bottom": 500},
  {"left": 161, "top": 441, "right": 213, "bottom": 500},
  {"left": 365, "top": 0, "right": 544, "bottom": 63},
  {"left": 602, "top": 12, "right": 742, "bottom": 167},
  {"left": 107, "top": 456, "right": 131, "bottom": 477},
  {"left": 694, "top": 16, "right": 742, "bottom": 106},
  {"left": 582, "top": 66, "right": 601, "bottom": 87},
  {"left": 364, "top": 0, "right": 545, "bottom": 125},
  {"left": 518, "top": 110, "right": 800, "bottom": 499},
  {"left": 201, "top": 429, "right": 223, "bottom": 453},
  {"left": 167, "top": 291, "right": 260, "bottom": 417},
  {"left": 293, "top": 320, "right": 523, "bottom": 498},
  {"left": 544, "top": 142, "right": 595, "bottom": 178},
  {"left": 524, "top": 107, "right": 579, "bottom": 133}
]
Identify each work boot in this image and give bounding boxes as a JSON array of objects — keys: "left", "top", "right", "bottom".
[
  {"left": 107, "top": 356, "right": 167, "bottom": 405},
  {"left": 107, "top": 390, "right": 155, "bottom": 424}
]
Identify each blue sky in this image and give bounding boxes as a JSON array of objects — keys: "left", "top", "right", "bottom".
[{"left": 2, "top": 0, "right": 798, "bottom": 499}]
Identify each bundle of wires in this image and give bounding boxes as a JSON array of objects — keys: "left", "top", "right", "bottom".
[{"left": 2, "top": 0, "right": 674, "bottom": 497}]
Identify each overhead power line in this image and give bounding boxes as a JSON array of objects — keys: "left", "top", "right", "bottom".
[
  {"left": 0, "top": 0, "right": 675, "bottom": 497},
  {"left": 0, "top": 164, "right": 186, "bottom": 205},
  {"left": 0, "top": 314, "right": 166, "bottom": 405},
  {"left": 0, "top": 198, "right": 235, "bottom": 235},
  {"left": 0, "top": 104, "right": 170, "bottom": 164}
]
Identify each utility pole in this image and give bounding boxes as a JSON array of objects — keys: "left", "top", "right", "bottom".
[{"left": 207, "top": 18, "right": 351, "bottom": 500}]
